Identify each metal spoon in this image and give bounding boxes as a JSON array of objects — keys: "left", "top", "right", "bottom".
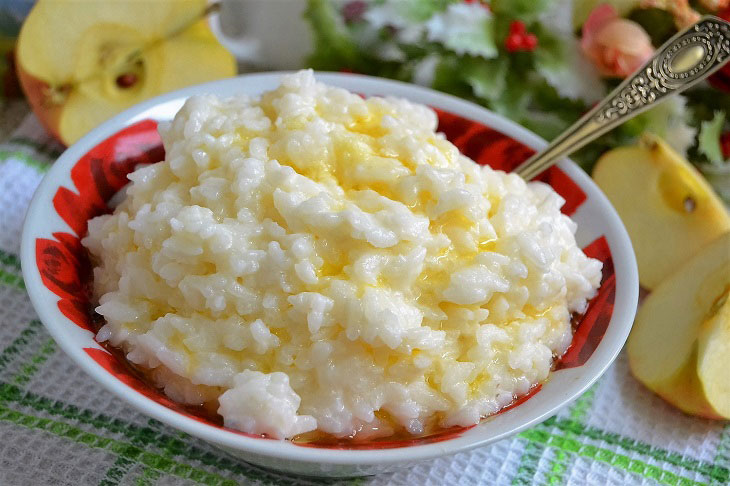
[{"left": 515, "top": 15, "right": 730, "bottom": 180}]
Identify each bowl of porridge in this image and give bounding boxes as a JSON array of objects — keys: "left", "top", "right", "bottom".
[{"left": 21, "top": 71, "right": 638, "bottom": 477}]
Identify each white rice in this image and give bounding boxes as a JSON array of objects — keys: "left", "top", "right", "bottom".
[{"left": 83, "top": 70, "right": 602, "bottom": 440}]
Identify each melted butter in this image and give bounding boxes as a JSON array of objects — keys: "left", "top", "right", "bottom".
[
  {"left": 425, "top": 373, "right": 439, "bottom": 390},
  {"left": 319, "top": 257, "right": 348, "bottom": 279},
  {"left": 433, "top": 211, "right": 474, "bottom": 231},
  {"left": 468, "top": 372, "right": 490, "bottom": 398},
  {"left": 478, "top": 239, "right": 497, "bottom": 252},
  {"left": 419, "top": 266, "right": 451, "bottom": 290},
  {"left": 411, "top": 190, "right": 433, "bottom": 209},
  {"left": 346, "top": 112, "right": 387, "bottom": 138},
  {"left": 270, "top": 327, "right": 289, "bottom": 341},
  {"left": 168, "top": 332, "right": 198, "bottom": 375},
  {"left": 522, "top": 305, "right": 554, "bottom": 319}
]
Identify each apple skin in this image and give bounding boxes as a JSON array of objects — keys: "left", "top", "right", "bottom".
[{"left": 16, "top": 63, "right": 63, "bottom": 143}]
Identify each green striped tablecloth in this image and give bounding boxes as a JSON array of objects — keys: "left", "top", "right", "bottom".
[{"left": 0, "top": 113, "right": 728, "bottom": 486}]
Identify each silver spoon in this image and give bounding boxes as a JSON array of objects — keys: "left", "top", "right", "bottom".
[{"left": 515, "top": 15, "right": 730, "bottom": 180}]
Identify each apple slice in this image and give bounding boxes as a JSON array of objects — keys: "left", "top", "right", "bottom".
[
  {"left": 696, "top": 289, "right": 730, "bottom": 418},
  {"left": 16, "top": 0, "right": 236, "bottom": 145},
  {"left": 592, "top": 134, "right": 730, "bottom": 289},
  {"left": 627, "top": 232, "right": 730, "bottom": 419}
]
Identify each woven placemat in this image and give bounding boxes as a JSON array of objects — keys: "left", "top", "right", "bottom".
[{"left": 0, "top": 113, "right": 727, "bottom": 486}]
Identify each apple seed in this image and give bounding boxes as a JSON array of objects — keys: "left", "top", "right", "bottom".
[{"left": 116, "top": 73, "right": 138, "bottom": 88}]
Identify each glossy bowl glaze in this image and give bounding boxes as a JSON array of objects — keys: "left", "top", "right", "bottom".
[{"left": 21, "top": 72, "right": 638, "bottom": 477}]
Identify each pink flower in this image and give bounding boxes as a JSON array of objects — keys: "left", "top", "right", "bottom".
[{"left": 580, "top": 4, "right": 655, "bottom": 78}]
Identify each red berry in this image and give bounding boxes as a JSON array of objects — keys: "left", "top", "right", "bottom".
[
  {"left": 707, "top": 8, "right": 730, "bottom": 92},
  {"left": 342, "top": 0, "right": 367, "bottom": 23},
  {"left": 523, "top": 34, "right": 538, "bottom": 51},
  {"left": 505, "top": 33, "right": 524, "bottom": 52},
  {"left": 509, "top": 20, "right": 526, "bottom": 36},
  {"left": 710, "top": 69, "right": 730, "bottom": 93},
  {"left": 504, "top": 21, "right": 538, "bottom": 52},
  {"left": 464, "top": 0, "right": 490, "bottom": 8},
  {"left": 721, "top": 132, "right": 730, "bottom": 160}
]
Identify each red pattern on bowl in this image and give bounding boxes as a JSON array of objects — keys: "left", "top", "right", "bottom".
[
  {"left": 35, "top": 110, "right": 615, "bottom": 449},
  {"left": 556, "top": 236, "right": 615, "bottom": 370}
]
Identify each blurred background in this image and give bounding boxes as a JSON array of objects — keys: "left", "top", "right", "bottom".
[{"left": 1, "top": 0, "right": 728, "bottom": 201}]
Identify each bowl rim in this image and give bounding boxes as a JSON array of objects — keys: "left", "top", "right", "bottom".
[{"left": 20, "top": 71, "right": 638, "bottom": 466}]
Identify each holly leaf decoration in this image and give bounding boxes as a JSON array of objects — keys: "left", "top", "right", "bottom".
[
  {"left": 305, "top": 0, "right": 361, "bottom": 70},
  {"left": 491, "top": 0, "right": 551, "bottom": 21},
  {"left": 390, "top": 0, "right": 455, "bottom": 23},
  {"left": 426, "top": 3, "right": 498, "bottom": 58},
  {"left": 533, "top": 25, "right": 604, "bottom": 104},
  {"left": 462, "top": 57, "right": 509, "bottom": 101},
  {"left": 698, "top": 111, "right": 728, "bottom": 165}
]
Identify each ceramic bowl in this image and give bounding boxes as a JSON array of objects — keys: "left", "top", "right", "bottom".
[{"left": 21, "top": 72, "right": 638, "bottom": 477}]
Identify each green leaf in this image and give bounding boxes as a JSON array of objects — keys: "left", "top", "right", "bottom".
[
  {"left": 532, "top": 24, "right": 604, "bottom": 103},
  {"left": 489, "top": 68, "right": 533, "bottom": 120},
  {"left": 684, "top": 88, "right": 730, "bottom": 126},
  {"left": 393, "top": 0, "right": 455, "bottom": 22},
  {"left": 491, "top": 0, "right": 551, "bottom": 21},
  {"left": 522, "top": 111, "right": 573, "bottom": 141},
  {"left": 698, "top": 111, "right": 727, "bottom": 165},
  {"left": 304, "top": 0, "right": 360, "bottom": 70},
  {"left": 431, "top": 55, "right": 476, "bottom": 99},
  {"left": 426, "top": 3, "right": 498, "bottom": 59},
  {"left": 462, "top": 57, "right": 509, "bottom": 101},
  {"left": 445, "top": 23, "right": 497, "bottom": 58},
  {"left": 530, "top": 81, "right": 586, "bottom": 127},
  {"left": 637, "top": 95, "right": 697, "bottom": 156}
]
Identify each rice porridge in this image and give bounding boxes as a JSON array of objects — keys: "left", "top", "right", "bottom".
[{"left": 82, "top": 70, "right": 602, "bottom": 440}]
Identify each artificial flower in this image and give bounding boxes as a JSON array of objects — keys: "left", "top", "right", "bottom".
[
  {"left": 581, "top": 4, "right": 654, "bottom": 78},
  {"left": 699, "top": 0, "right": 730, "bottom": 12}
]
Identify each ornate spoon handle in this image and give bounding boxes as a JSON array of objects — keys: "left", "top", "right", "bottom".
[{"left": 515, "top": 15, "right": 730, "bottom": 180}]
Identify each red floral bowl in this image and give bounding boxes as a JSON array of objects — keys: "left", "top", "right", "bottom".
[{"left": 21, "top": 72, "right": 638, "bottom": 477}]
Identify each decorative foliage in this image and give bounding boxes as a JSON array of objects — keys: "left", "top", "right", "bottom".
[{"left": 699, "top": 111, "right": 728, "bottom": 165}]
